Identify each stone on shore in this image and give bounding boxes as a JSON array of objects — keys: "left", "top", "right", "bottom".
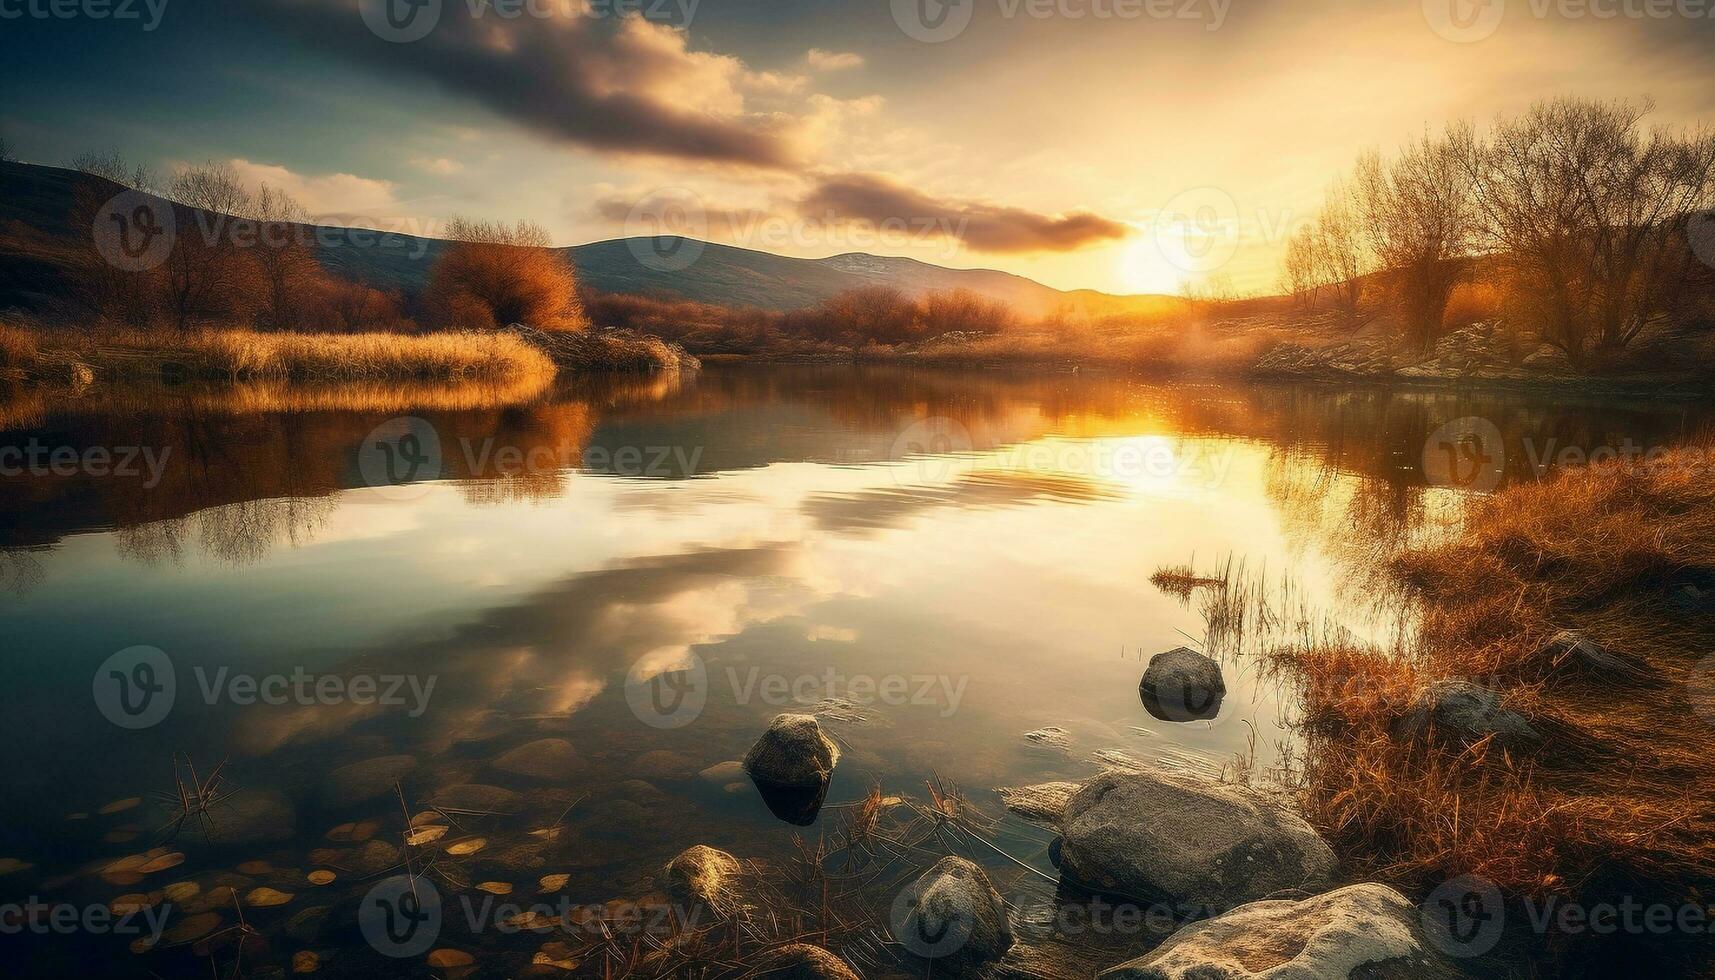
[
  {"left": 1059, "top": 770, "right": 1334, "bottom": 912},
  {"left": 1393, "top": 680, "right": 1542, "bottom": 754},
  {"left": 1098, "top": 883, "right": 1460, "bottom": 979}
]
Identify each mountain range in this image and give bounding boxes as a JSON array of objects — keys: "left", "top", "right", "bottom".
[{"left": 0, "top": 162, "right": 1170, "bottom": 319}]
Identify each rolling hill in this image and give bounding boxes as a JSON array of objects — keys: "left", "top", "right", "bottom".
[{"left": 0, "top": 161, "right": 1169, "bottom": 319}]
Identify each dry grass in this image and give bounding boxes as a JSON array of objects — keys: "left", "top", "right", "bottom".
[
  {"left": 23, "top": 326, "right": 558, "bottom": 385},
  {"left": 1276, "top": 448, "right": 1715, "bottom": 903},
  {"left": 181, "top": 329, "right": 558, "bottom": 382},
  {"left": 0, "top": 323, "right": 38, "bottom": 373}
]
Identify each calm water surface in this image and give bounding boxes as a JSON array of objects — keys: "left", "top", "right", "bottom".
[{"left": 3, "top": 365, "right": 1712, "bottom": 976}]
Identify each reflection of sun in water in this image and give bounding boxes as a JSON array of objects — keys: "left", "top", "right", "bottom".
[{"left": 1118, "top": 237, "right": 1184, "bottom": 295}]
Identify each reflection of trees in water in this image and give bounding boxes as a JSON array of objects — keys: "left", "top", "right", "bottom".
[
  {"left": 0, "top": 548, "right": 44, "bottom": 595},
  {"left": 114, "top": 495, "right": 340, "bottom": 567},
  {"left": 0, "top": 378, "right": 621, "bottom": 563},
  {"left": 7, "top": 366, "right": 1714, "bottom": 569}
]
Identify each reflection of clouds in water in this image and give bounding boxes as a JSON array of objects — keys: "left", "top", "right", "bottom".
[
  {"left": 227, "top": 545, "right": 819, "bottom": 755},
  {"left": 803, "top": 468, "right": 1122, "bottom": 534}
]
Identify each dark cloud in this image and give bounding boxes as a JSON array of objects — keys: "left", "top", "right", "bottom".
[
  {"left": 254, "top": 1, "right": 799, "bottom": 169},
  {"left": 800, "top": 173, "right": 1130, "bottom": 253}
]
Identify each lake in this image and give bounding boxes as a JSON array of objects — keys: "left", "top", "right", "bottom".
[{"left": 3, "top": 365, "right": 1712, "bottom": 976}]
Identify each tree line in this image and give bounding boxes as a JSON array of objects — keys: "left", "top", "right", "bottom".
[
  {"left": 1280, "top": 97, "right": 1715, "bottom": 367},
  {"left": 63, "top": 154, "right": 586, "bottom": 336}
]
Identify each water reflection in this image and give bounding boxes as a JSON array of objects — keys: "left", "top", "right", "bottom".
[
  {"left": 7, "top": 367, "right": 1710, "bottom": 574},
  {"left": 4, "top": 366, "right": 1715, "bottom": 977}
]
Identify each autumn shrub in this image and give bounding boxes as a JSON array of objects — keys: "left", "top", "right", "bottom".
[{"left": 425, "top": 218, "right": 587, "bottom": 332}]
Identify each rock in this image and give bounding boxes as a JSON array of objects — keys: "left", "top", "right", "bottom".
[
  {"left": 1098, "top": 883, "right": 1459, "bottom": 979},
  {"left": 891, "top": 856, "right": 1012, "bottom": 970},
  {"left": 750, "top": 943, "right": 859, "bottom": 979},
  {"left": 1393, "top": 680, "right": 1542, "bottom": 754},
  {"left": 698, "top": 761, "right": 744, "bottom": 784},
  {"left": 1530, "top": 630, "right": 1652, "bottom": 683},
  {"left": 430, "top": 784, "right": 524, "bottom": 815},
  {"left": 743, "top": 714, "right": 839, "bottom": 789},
  {"left": 1058, "top": 770, "right": 1334, "bottom": 912},
  {"left": 492, "top": 740, "right": 581, "bottom": 782},
  {"left": 996, "top": 782, "right": 1080, "bottom": 825},
  {"left": 1021, "top": 727, "right": 1072, "bottom": 753},
  {"left": 325, "top": 755, "right": 417, "bottom": 806},
  {"left": 1139, "top": 648, "right": 1225, "bottom": 722},
  {"left": 661, "top": 845, "right": 742, "bottom": 915}
]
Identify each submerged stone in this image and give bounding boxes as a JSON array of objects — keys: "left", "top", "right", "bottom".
[{"left": 890, "top": 856, "right": 1012, "bottom": 970}]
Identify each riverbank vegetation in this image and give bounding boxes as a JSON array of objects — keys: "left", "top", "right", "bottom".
[
  {"left": 1280, "top": 96, "right": 1715, "bottom": 369},
  {"left": 1165, "top": 445, "right": 1715, "bottom": 968}
]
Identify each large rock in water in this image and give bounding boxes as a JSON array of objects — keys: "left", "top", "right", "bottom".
[
  {"left": 1059, "top": 770, "right": 1334, "bottom": 912},
  {"left": 891, "top": 856, "right": 1012, "bottom": 970},
  {"left": 1393, "top": 680, "right": 1542, "bottom": 754},
  {"left": 1139, "top": 647, "right": 1226, "bottom": 722},
  {"left": 661, "top": 845, "right": 743, "bottom": 915},
  {"left": 743, "top": 714, "right": 839, "bottom": 788},
  {"left": 491, "top": 738, "right": 581, "bottom": 781},
  {"left": 750, "top": 943, "right": 860, "bottom": 980},
  {"left": 1098, "top": 884, "right": 1460, "bottom": 979}
]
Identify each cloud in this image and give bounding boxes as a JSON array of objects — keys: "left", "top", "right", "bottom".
[
  {"left": 222, "top": 159, "right": 401, "bottom": 217},
  {"left": 799, "top": 173, "right": 1130, "bottom": 253},
  {"left": 806, "top": 48, "right": 865, "bottom": 72},
  {"left": 255, "top": 2, "right": 804, "bottom": 169},
  {"left": 410, "top": 156, "right": 465, "bottom": 175}
]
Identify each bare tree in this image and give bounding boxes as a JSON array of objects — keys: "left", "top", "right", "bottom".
[
  {"left": 250, "top": 184, "right": 322, "bottom": 329},
  {"left": 1355, "top": 135, "right": 1475, "bottom": 351},
  {"left": 1281, "top": 225, "right": 1321, "bottom": 308},
  {"left": 0, "top": 132, "right": 13, "bottom": 163},
  {"left": 1312, "top": 177, "right": 1369, "bottom": 327},
  {"left": 71, "top": 148, "right": 154, "bottom": 192},
  {"left": 1456, "top": 97, "right": 1715, "bottom": 367},
  {"left": 162, "top": 161, "right": 260, "bottom": 330}
]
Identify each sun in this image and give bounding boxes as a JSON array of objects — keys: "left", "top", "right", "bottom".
[{"left": 1117, "top": 237, "right": 1185, "bottom": 296}]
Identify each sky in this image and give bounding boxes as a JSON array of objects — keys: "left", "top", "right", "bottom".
[{"left": 3, "top": 0, "right": 1714, "bottom": 296}]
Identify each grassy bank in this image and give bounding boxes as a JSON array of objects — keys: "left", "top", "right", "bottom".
[
  {"left": 1221, "top": 448, "right": 1715, "bottom": 968},
  {"left": 3, "top": 324, "right": 560, "bottom": 386}
]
